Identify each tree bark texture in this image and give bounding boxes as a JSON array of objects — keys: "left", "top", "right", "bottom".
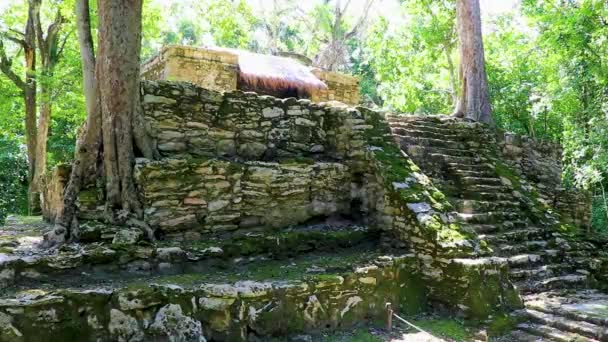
[
  {"left": 25, "top": 0, "right": 40, "bottom": 214},
  {"left": 453, "top": 0, "right": 493, "bottom": 125},
  {"left": 32, "top": 8, "right": 66, "bottom": 206},
  {"left": 55, "top": 0, "right": 103, "bottom": 237},
  {"left": 49, "top": 0, "right": 157, "bottom": 246},
  {"left": 97, "top": 0, "right": 143, "bottom": 216}
]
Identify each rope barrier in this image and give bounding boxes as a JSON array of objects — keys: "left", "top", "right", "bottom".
[{"left": 385, "top": 302, "right": 441, "bottom": 340}]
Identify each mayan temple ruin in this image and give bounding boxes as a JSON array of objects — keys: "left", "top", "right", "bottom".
[{"left": 0, "top": 46, "right": 607, "bottom": 341}]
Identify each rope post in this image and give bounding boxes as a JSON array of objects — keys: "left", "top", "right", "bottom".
[{"left": 385, "top": 302, "right": 393, "bottom": 331}]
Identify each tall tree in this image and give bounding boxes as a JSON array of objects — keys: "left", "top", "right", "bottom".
[
  {"left": 366, "top": 0, "right": 457, "bottom": 113},
  {"left": 453, "top": 0, "right": 493, "bottom": 124},
  {"left": 0, "top": 1, "right": 38, "bottom": 213},
  {"left": 0, "top": 0, "right": 68, "bottom": 214},
  {"left": 32, "top": 7, "right": 67, "bottom": 213},
  {"left": 46, "top": 0, "right": 154, "bottom": 245},
  {"left": 309, "top": 0, "right": 375, "bottom": 71}
]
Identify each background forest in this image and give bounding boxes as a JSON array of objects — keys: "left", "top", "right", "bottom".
[{"left": 1, "top": 0, "right": 607, "bottom": 233}]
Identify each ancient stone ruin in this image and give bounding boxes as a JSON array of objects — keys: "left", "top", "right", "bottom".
[
  {"left": 0, "top": 49, "right": 607, "bottom": 341},
  {"left": 141, "top": 45, "right": 360, "bottom": 106}
]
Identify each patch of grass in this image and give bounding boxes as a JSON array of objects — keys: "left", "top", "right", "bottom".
[
  {"left": 8, "top": 215, "right": 44, "bottom": 225},
  {"left": 323, "top": 328, "right": 384, "bottom": 342},
  {"left": 487, "top": 314, "right": 517, "bottom": 337},
  {"left": 410, "top": 319, "right": 473, "bottom": 341}
]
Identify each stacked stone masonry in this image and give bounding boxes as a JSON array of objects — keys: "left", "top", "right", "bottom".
[
  {"left": 30, "top": 80, "right": 608, "bottom": 341},
  {"left": 141, "top": 45, "right": 238, "bottom": 93},
  {"left": 311, "top": 69, "right": 360, "bottom": 105},
  {"left": 388, "top": 115, "right": 608, "bottom": 341},
  {"left": 498, "top": 131, "right": 592, "bottom": 230},
  {"left": 141, "top": 45, "right": 360, "bottom": 106},
  {"left": 33, "top": 80, "right": 523, "bottom": 339}
]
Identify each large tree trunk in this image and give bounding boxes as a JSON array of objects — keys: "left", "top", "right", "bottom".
[
  {"left": 32, "top": 8, "right": 66, "bottom": 214},
  {"left": 31, "top": 97, "right": 51, "bottom": 211},
  {"left": 25, "top": 0, "right": 39, "bottom": 214},
  {"left": 46, "top": 0, "right": 152, "bottom": 246},
  {"left": 53, "top": 0, "right": 103, "bottom": 240},
  {"left": 97, "top": 0, "right": 143, "bottom": 217},
  {"left": 453, "top": 0, "right": 493, "bottom": 124}
]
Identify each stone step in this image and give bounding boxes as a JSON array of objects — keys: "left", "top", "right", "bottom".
[
  {"left": 0, "top": 222, "right": 376, "bottom": 291},
  {"left": 509, "top": 263, "right": 578, "bottom": 281},
  {"left": 447, "top": 162, "right": 495, "bottom": 172},
  {"left": 461, "top": 183, "right": 511, "bottom": 194},
  {"left": 501, "top": 249, "right": 599, "bottom": 271},
  {"left": 465, "top": 224, "right": 501, "bottom": 234},
  {"left": 520, "top": 309, "right": 607, "bottom": 341},
  {"left": 506, "top": 330, "right": 546, "bottom": 341},
  {"left": 507, "top": 254, "right": 543, "bottom": 267},
  {"left": 480, "top": 227, "right": 545, "bottom": 244},
  {"left": 498, "top": 240, "right": 548, "bottom": 254},
  {"left": 429, "top": 153, "right": 489, "bottom": 164},
  {"left": 524, "top": 290, "right": 608, "bottom": 327},
  {"left": 388, "top": 120, "right": 458, "bottom": 132},
  {"left": 457, "top": 191, "right": 517, "bottom": 202},
  {"left": 465, "top": 220, "right": 533, "bottom": 235},
  {"left": 402, "top": 144, "right": 481, "bottom": 159},
  {"left": 451, "top": 169, "right": 497, "bottom": 178},
  {"left": 517, "top": 322, "right": 600, "bottom": 342},
  {"left": 452, "top": 199, "right": 520, "bottom": 213},
  {"left": 391, "top": 120, "right": 496, "bottom": 139},
  {"left": 510, "top": 265, "right": 555, "bottom": 281},
  {"left": 391, "top": 131, "right": 463, "bottom": 145},
  {"left": 456, "top": 211, "right": 522, "bottom": 224},
  {"left": 516, "top": 274, "right": 590, "bottom": 293},
  {"left": 389, "top": 125, "right": 463, "bottom": 140},
  {"left": 458, "top": 176, "right": 505, "bottom": 187},
  {"left": 389, "top": 125, "right": 462, "bottom": 138},
  {"left": 0, "top": 249, "right": 415, "bottom": 341}
]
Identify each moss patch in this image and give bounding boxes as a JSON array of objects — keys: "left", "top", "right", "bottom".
[
  {"left": 487, "top": 313, "right": 517, "bottom": 337},
  {"left": 494, "top": 162, "right": 521, "bottom": 189},
  {"left": 410, "top": 318, "right": 473, "bottom": 341}
]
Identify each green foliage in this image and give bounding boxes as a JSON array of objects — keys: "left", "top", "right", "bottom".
[
  {"left": 157, "top": 0, "right": 256, "bottom": 50},
  {"left": 521, "top": 1, "right": 608, "bottom": 188},
  {"left": 0, "top": 135, "right": 28, "bottom": 224},
  {"left": 592, "top": 194, "right": 608, "bottom": 233},
  {"left": 485, "top": 15, "right": 562, "bottom": 140},
  {"left": 366, "top": 1, "right": 457, "bottom": 114}
]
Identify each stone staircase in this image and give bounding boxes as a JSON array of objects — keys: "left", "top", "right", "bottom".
[{"left": 388, "top": 115, "right": 608, "bottom": 341}]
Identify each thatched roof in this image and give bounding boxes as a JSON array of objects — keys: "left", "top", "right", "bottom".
[{"left": 209, "top": 47, "right": 328, "bottom": 94}]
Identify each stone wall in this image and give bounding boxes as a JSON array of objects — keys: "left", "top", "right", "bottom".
[
  {"left": 554, "top": 189, "right": 592, "bottom": 230},
  {"left": 42, "top": 81, "right": 520, "bottom": 320},
  {"left": 497, "top": 131, "right": 592, "bottom": 230},
  {"left": 141, "top": 45, "right": 238, "bottom": 93},
  {"left": 41, "top": 164, "right": 70, "bottom": 224},
  {"left": 136, "top": 159, "right": 352, "bottom": 239},
  {"left": 0, "top": 255, "right": 426, "bottom": 342},
  {"left": 141, "top": 45, "right": 360, "bottom": 106},
  {"left": 311, "top": 69, "right": 360, "bottom": 106},
  {"left": 142, "top": 81, "right": 359, "bottom": 160},
  {"left": 139, "top": 81, "right": 478, "bottom": 255}
]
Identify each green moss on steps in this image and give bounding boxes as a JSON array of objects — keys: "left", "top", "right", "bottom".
[
  {"left": 494, "top": 161, "right": 521, "bottom": 189},
  {"left": 487, "top": 313, "right": 518, "bottom": 337}
]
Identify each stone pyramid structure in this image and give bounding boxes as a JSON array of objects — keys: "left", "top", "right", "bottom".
[
  {"left": 0, "top": 81, "right": 605, "bottom": 341},
  {"left": 389, "top": 115, "right": 608, "bottom": 341}
]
